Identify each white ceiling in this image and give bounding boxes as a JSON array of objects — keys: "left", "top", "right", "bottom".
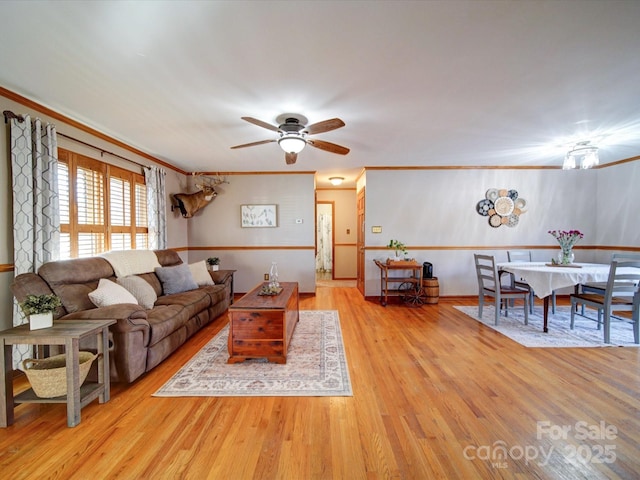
[{"left": 2, "top": 1, "right": 640, "bottom": 187}]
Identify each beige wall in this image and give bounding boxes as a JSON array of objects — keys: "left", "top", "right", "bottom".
[
  {"left": 183, "top": 173, "right": 317, "bottom": 293},
  {"left": 362, "top": 164, "right": 639, "bottom": 297}
]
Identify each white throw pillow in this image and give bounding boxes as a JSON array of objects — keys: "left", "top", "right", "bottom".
[
  {"left": 189, "top": 261, "right": 215, "bottom": 286},
  {"left": 89, "top": 278, "right": 139, "bottom": 308},
  {"left": 117, "top": 276, "right": 158, "bottom": 309}
]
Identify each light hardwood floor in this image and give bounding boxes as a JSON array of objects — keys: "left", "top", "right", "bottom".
[{"left": 2, "top": 287, "right": 639, "bottom": 479}]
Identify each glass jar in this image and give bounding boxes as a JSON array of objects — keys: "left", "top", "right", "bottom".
[{"left": 269, "top": 262, "right": 279, "bottom": 288}]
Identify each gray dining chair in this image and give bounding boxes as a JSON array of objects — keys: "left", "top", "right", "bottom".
[
  {"left": 570, "top": 258, "right": 640, "bottom": 344},
  {"left": 474, "top": 254, "right": 530, "bottom": 326},
  {"left": 578, "top": 253, "right": 640, "bottom": 316},
  {"left": 507, "top": 250, "right": 556, "bottom": 314},
  {"left": 580, "top": 253, "right": 640, "bottom": 294}
]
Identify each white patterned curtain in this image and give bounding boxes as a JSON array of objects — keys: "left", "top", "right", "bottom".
[
  {"left": 10, "top": 115, "right": 60, "bottom": 366},
  {"left": 315, "top": 212, "right": 332, "bottom": 272},
  {"left": 144, "top": 165, "right": 167, "bottom": 250}
]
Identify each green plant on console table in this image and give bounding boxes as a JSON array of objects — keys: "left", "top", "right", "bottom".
[
  {"left": 206, "top": 257, "right": 220, "bottom": 266},
  {"left": 387, "top": 239, "right": 408, "bottom": 258}
]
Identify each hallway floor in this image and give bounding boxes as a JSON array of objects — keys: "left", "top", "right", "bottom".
[{"left": 316, "top": 271, "right": 356, "bottom": 287}]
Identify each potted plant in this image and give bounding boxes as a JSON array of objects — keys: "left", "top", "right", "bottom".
[
  {"left": 206, "top": 257, "right": 220, "bottom": 271},
  {"left": 19, "top": 294, "right": 62, "bottom": 330},
  {"left": 387, "top": 239, "right": 408, "bottom": 262}
]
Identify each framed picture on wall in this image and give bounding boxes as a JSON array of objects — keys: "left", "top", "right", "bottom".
[{"left": 241, "top": 204, "right": 278, "bottom": 228}]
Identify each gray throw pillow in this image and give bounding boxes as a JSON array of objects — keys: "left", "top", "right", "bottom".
[
  {"left": 155, "top": 264, "right": 199, "bottom": 295},
  {"left": 117, "top": 276, "right": 158, "bottom": 309}
]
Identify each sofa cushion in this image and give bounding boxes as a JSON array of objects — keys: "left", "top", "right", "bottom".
[
  {"left": 154, "top": 288, "right": 212, "bottom": 320},
  {"left": 155, "top": 264, "right": 199, "bottom": 295},
  {"left": 155, "top": 249, "right": 183, "bottom": 267},
  {"left": 89, "top": 279, "right": 139, "bottom": 307},
  {"left": 189, "top": 261, "right": 215, "bottom": 286},
  {"left": 117, "top": 276, "right": 157, "bottom": 309},
  {"left": 201, "top": 284, "right": 228, "bottom": 306},
  {"left": 146, "top": 304, "right": 191, "bottom": 346},
  {"left": 38, "top": 257, "right": 115, "bottom": 313}
]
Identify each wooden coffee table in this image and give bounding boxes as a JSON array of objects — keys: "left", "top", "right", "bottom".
[{"left": 227, "top": 282, "right": 299, "bottom": 364}]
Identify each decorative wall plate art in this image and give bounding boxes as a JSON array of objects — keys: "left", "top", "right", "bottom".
[{"left": 476, "top": 188, "right": 527, "bottom": 228}]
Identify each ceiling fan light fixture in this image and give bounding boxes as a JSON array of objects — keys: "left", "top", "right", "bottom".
[
  {"left": 329, "top": 177, "right": 344, "bottom": 186},
  {"left": 278, "top": 135, "right": 306, "bottom": 154},
  {"left": 563, "top": 141, "right": 599, "bottom": 170}
]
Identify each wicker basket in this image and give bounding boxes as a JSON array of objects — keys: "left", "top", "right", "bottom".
[{"left": 21, "top": 352, "right": 98, "bottom": 398}]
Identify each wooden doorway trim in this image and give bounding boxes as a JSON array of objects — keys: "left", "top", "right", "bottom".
[{"left": 357, "top": 187, "right": 365, "bottom": 295}]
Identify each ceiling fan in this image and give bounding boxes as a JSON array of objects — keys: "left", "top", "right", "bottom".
[{"left": 230, "top": 113, "right": 350, "bottom": 164}]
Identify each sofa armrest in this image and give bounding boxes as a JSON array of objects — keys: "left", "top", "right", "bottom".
[
  {"left": 210, "top": 269, "right": 233, "bottom": 285},
  {"left": 59, "top": 304, "right": 150, "bottom": 338},
  {"left": 59, "top": 304, "right": 151, "bottom": 384}
]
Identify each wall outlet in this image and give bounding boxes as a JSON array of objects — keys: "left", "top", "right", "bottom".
[{"left": 264, "top": 273, "right": 270, "bottom": 281}]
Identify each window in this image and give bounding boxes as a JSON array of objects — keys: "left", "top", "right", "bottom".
[{"left": 58, "top": 149, "right": 148, "bottom": 259}]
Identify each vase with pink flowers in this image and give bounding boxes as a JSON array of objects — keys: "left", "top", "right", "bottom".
[{"left": 548, "top": 229, "right": 584, "bottom": 264}]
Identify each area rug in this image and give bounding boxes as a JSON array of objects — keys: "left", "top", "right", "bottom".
[
  {"left": 153, "top": 310, "right": 353, "bottom": 397},
  {"left": 454, "top": 305, "right": 639, "bottom": 348}
]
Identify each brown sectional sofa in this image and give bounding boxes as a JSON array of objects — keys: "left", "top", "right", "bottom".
[{"left": 11, "top": 249, "right": 233, "bottom": 383}]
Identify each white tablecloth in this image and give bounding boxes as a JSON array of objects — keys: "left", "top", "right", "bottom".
[{"left": 496, "top": 262, "right": 610, "bottom": 299}]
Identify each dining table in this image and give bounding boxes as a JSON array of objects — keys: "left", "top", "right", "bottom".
[{"left": 496, "top": 262, "right": 614, "bottom": 333}]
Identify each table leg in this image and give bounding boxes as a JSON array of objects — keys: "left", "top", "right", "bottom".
[
  {"left": 98, "top": 327, "right": 110, "bottom": 403},
  {"left": 543, "top": 296, "right": 550, "bottom": 333},
  {"left": 65, "top": 338, "right": 81, "bottom": 427},
  {"left": 0, "top": 343, "right": 14, "bottom": 427}
]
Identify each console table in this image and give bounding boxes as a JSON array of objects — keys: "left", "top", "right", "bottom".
[
  {"left": 227, "top": 282, "right": 299, "bottom": 364},
  {"left": 374, "top": 260, "right": 425, "bottom": 306},
  {"left": 0, "top": 319, "right": 115, "bottom": 428}
]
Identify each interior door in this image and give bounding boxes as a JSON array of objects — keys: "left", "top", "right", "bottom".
[
  {"left": 357, "top": 187, "right": 365, "bottom": 295},
  {"left": 316, "top": 201, "right": 334, "bottom": 279}
]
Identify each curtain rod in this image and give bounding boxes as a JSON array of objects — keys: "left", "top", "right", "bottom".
[
  {"left": 3, "top": 110, "right": 24, "bottom": 123},
  {"left": 4, "top": 109, "right": 148, "bottom": 169},
  {"left": 56, "top": 132, "right": 147, "bottom": 169}
]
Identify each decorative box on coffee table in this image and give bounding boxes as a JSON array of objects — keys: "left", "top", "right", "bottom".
[{"left": 227, "top": 282, "right": 299, "bottom": 364}]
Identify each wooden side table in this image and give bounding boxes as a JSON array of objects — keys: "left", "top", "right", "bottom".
[{"left": 0, "top": 319, "right": 115, "bottom": 428}]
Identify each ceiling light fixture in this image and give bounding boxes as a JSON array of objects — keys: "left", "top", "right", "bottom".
[
  {"left": 329, "top": 177, "right": 344, "bottom": 186},
  {"left": 563, "top": 141, "right": 599, "bottom": 170},
  {"left": 278, "top": 134, "right": 306, "bottom": 154}
]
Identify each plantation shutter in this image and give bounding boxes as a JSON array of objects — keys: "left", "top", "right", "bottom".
[
  {"left": 57, "top": 149, "right": 149, "bottom": 258},
  {"left": 76, "top": 163, "right": 105, "bottom": 257}
]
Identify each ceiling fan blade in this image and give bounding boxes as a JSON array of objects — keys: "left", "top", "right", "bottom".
[
  {"left": 241, "top": 116, "right": 280, "bottom": 132},
  {"left": 307, "top": 139, "right": 350, "bottom": 155},
  {"left": 230, "top": 139, "right": 276, "bottom": 149},
  {"left": 285, "top": 152, "right": 297, "bottom": 164},
  {"left": 305, "top": 118, "right": 345, "bottom": 135}
]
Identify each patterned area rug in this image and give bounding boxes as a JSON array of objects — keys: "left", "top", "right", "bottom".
[
  {"left": 154, "top": 310, "right": 353, "bottom": 397},
  {"left": 454, "top": 305, "right": 639, "bottom": 347}
]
